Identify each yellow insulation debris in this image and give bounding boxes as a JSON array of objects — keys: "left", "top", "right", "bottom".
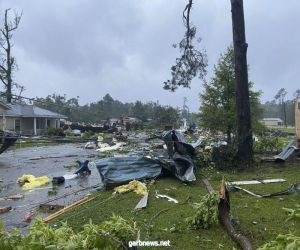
[
  {"left": 17, "top": 174, "right": 50, "bottom": 190},
  {"left": 114, "top": 180, "right": 148, "bottom": 196}
]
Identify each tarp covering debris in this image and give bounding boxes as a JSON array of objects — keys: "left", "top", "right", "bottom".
[
  {"left": 95, "top": 156, "right": 162, "bottom": 186},
  {"left": 17, "top": 175, "right": 50, "bottom": 190},
  {"left": 95, "top": 130, "right": 198, "bottom": 186}
]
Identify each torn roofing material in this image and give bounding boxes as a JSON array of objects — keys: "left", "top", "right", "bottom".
[
  {"left": 95, "top": 156, "right": 162, "bottom": 186},
  {"left": 274, "top": 140, "right": 298, "bottom": 162},
  {"left": 95, "top": 130, "right": 199, "bottom": 186}
]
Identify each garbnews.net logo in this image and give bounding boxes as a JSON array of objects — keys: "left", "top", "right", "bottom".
[{"left": 128, "top": 240, "right": 171, "bottom": 247}]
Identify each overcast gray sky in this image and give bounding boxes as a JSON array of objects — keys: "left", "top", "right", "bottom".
[{"left": 0, "top": 0, "right": 299, "bottom": 111}]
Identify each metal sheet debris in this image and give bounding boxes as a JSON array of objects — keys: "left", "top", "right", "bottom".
[
  {"left": 95, "top": 156, "right": 162, "bottom": 186},
  {"left": 226, "top": 179, "right": 286, "bottom": 185},
  {"left": 134, "top": 193, "right": 149, "bottom": 210},
  {"left": 228, "top": 183, "right": 300, "bottom": 198},
  {"left": 274, "top": 140, "right": 298, "bottom": 162},
  {"left": 155, "top": 194, "right": 178, "bottom": 203}
]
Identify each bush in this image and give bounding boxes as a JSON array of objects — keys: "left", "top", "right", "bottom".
[
  {"left": 253, "top": 136, "right": 284, "bottom": 154},
  {"left": 186, "top": 191, "right": 219, "bottom": 229},
  {"left": 44, "top": 128, "right": 65, "bottom": 137},
  {"left": 81, "top": 130, "right": 95, "bottom": 139},
  {"left": 0, "top": 215, "right": 137, "bottom": 249}
]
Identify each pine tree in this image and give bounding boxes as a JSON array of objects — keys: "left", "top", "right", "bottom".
[{"left": 199, "top": 46, "right": 262, "bottom": 143}]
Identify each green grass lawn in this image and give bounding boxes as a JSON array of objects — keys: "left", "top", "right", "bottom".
[{"left": 52, "top": 159, "right": 300, "bottom": 249}]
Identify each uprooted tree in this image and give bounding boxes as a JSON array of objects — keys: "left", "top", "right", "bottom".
[
  {"left": 0, "top": 9, "right": 23, "bottom": 103},
  {"left": 164, "top": 0, "right": 253, "bottom": 167}
]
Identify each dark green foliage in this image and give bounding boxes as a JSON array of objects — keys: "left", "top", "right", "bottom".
[
  {"left": 199, "top": 46, "right": 263, "bottom": 142},
  {"left": 81, "top": 130, "right": 96, "bottom": 139},
  {"left": 258, "top": 234, "right": 300, "bottom": 250},
  {"left": 211, "top": 144, "right": 237, "bottom": 170},
  {"left": 261, "top": 100, "right": 296, "bottom": 126},
  {"left": 34, "top": 94, "right": 179, "bottom": 127},
  {"left": 0, "top": 215, "right": 136, "bottom": 250},
  {"left": 164, "top": 0, "right": 207, "bottom": 91},
  {"left": 44, "top": 128, "right": 65, "bottom": 137},
  {"left": 253, "top": 136, "right": 284, "bottom": 154},
  {"left": 186, "top": 192, "right": 219, "bottom": 229}
]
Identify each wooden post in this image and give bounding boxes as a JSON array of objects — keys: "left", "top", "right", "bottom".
[
  {"left": 295, "top": 99, "right": 300, "bottom": 147},
  {"left": 33, "top": 117, "right": 37, "bottom": 135}
]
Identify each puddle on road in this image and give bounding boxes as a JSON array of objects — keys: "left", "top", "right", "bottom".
[{"left": 0, "top": 143, "right": 102, "bottom": 230}]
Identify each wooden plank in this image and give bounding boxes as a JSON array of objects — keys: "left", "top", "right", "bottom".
[
  {"left": 227, "top": 178, "right": 286, "bottom": 185},
  {"left": 0, "top": 206, "right": 12, "bottom": 214},
  {"left": 43, "top": 196, "right": 94, "bottom": 222}
]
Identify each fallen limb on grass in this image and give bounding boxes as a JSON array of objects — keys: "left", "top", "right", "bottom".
[
  {"left": 219, "top": 178, "right": 252, "bottom": 250},
  {"left": 202, "top": 178, "right": 252, "bottom": 250}
]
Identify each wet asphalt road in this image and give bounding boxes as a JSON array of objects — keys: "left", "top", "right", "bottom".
[{"left": 0, "top": 143, "right": 101, "bottom": 230}]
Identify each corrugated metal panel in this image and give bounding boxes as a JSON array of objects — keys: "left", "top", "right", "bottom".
[{"left": 274, "top": 140, "right": 297, "bottom": 161}]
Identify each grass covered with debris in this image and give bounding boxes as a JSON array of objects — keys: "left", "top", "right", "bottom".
[{"left": 51, "top": 160, "right": 300, "bottom": 249}]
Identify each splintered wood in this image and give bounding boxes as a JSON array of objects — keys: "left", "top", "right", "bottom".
[{"left": 296, "top": 99, "right": 300, "bottom": 147}]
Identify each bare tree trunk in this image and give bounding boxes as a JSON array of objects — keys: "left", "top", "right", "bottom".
[
  {"left": 230, "top": 0, "right": 253, "bottom": 166},
  {"left": 6, "top": 38, "right": 12, "bottom": 103},
  {"left": 0, "top": 9, "right": 22, "bottom": 103}
]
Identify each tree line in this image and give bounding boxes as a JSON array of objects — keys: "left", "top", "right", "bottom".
[{"left": 34, "top": 93, "right": 179, "bottom": 127}]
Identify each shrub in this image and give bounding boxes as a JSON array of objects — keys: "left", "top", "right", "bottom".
[{"left": 44, "top": 128, "right": 65, "bottom": 137}]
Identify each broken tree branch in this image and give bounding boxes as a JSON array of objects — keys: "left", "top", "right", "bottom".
[{"left": 218, "top": 178, "right": 252, "bottom": 250}]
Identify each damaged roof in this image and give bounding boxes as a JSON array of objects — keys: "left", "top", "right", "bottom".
[{"left": 3, "top": 103, "right": 67, "bottom": 119}]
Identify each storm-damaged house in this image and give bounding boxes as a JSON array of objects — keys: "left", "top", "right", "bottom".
[{"left": 0, "top": 102, "right": 67, "bottom": 135}]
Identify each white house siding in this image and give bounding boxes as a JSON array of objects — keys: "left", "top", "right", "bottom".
[{"left": 0, "top": 117, "right": 60, "bottom": 135}]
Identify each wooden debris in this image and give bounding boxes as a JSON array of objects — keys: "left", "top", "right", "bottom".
[
  {"left": 39, "top": 204, "right": 65, "bottom": 212},
  {"left": 22, "top": 211, "right": 37, "bottom": 222},
  {"left": 0, "top": 194, "right": 24, "bottom": 200},
  {"left": 218, "top": 178, "right": 252, "bottom": 250},
  {"left": 0, "top": 206, "right": 12, "bottom": 214},
  {"left": 43, "top": 196, "right": 95, "bottom": 223}
]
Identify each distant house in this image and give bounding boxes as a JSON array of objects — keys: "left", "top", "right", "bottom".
[
  {"left": 261, "top": 118, "right": 283, "bottom": 126},
  {"left": 0, "top": 102, "right": 67, "bottom": 135},
  {"left": 122, "top": 116, "right": 141, "bottom": 126},
  {"left": 109, "top": 118, "right": 121, "bottom": 127}
]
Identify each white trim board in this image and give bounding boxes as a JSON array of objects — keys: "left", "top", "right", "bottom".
[{"left": 226, "top": 179, "right": 286, "bottom": 185}]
